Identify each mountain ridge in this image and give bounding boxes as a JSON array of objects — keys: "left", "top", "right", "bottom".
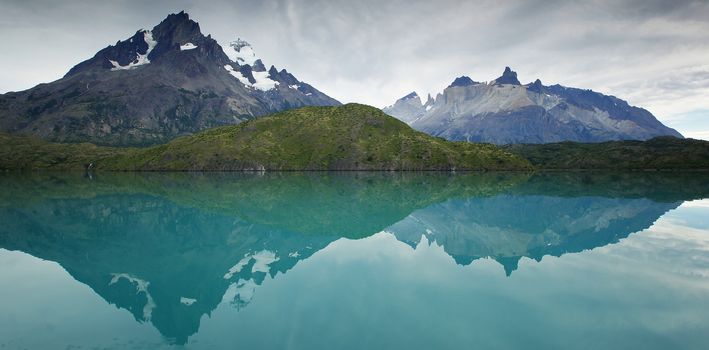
[{"left": 383, "top": 67, "right": 682, "bottom": 144}]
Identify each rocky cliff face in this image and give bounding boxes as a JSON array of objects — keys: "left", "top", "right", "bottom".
[
  {"left": 384, "top": 67, "right": 682, "bottom": 144},
  {"left": 0, "top": 12, "right": 339, "bottom": 146}
]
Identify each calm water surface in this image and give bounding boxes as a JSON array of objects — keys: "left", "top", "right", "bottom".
[{"left": 1, "top": 172, "right": 708, "bottom": 349}]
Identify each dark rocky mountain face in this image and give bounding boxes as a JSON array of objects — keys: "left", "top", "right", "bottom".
[
  {"left": 493, "top": 66, "right": 521, "bottom": 85},
  {"left": 448, "top": 76, "right": 478, "bottom": 88},
  {"left": 0, "top": 12, "right": 340, "bottom": 146},
  {"left": 383, "top": 67, "right": 682, "bottom": 145}
]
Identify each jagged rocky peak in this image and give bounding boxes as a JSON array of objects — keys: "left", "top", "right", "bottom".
[
  {"left": 400, "top": 91, "right": 435, "bottom": 107},
  {"left": 448, "top": 76, "right": 478, "bottom": 88},
  {"left": 493, "top": 67, "right": 521, "bottom": 85},
  {"left": 424, "top": 93, "right": 434, "bottom": 105},
  {"left": 151, "top": 11, "right": 202, "bottom": 45},
  {"left": 527, "top": 78, "right": 544, "bottom": 93},
  {"left": 221, "top": 37, "right": 283, "bottom": 90},
  {"left": 252, "top": 59, "right": 267, "bottom": 72},
  {"left": 401, "top": 91, "right": 421, "bottom": 101},
  {"left": 148, "top": 11, "right": 219, "bottom": 57},
  {"left": 383, "top": 91, "right": 430, "bottom": 124},
  {"left": 63, "top": 11, "right": 218, "bottom": 77}
]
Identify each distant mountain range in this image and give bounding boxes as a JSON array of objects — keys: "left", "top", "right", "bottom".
[
  {"left": 0, "top": 12, "right": 339, "bottom": 146},
  {"left": 383, "top": 67, "right": 683, "bottom": 144}
]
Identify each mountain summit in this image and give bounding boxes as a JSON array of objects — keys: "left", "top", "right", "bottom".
[
  {"left": 382, "top": 92, "right": 434, "bottom": 124},
  {"left": 0, "top": 11, "right": 339, "bottom": 146},
  {"left": 493, "top": 67, "right": 521, "bottom": 85},
  {"left": 383, "top": 68, "right": 682, "bottom": 144}
]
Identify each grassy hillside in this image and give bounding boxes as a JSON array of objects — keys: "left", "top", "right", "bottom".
[
  {"left": 0, "top": 104, "right": 531, "bottom": 171},
  {"left": 504, "top": 136, "right": 709, "bottom": 170},
  {"left": 0, "top": 133, "right": 129, "bottom": 171}
]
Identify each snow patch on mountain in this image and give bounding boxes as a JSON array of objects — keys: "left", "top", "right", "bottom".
[
  {"left": 223, "top": 64, "right": 252, "bottom": 86},
  {"left": 110, "top": 30, "right": 157, "bottom": 71},
  {"left": 252, "top": 71, "right": 279, "bottom": 91},
  {"left": 224, "top": 64, "right": 278, "bottom": 91},
  {"left": 221, "top": 39, "right": 280, "bottom": 91},
  {"left": 225, "top": 39, "right": 258, "bottom": 66}
]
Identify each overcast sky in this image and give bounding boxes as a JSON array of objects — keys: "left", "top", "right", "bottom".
[{"left": 1, "top": 0, "right": 708, "bottom": 138}]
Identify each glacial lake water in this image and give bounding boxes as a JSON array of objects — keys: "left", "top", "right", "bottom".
[{"left": 1, "top": 172, "right": 708, "bottom": 349}]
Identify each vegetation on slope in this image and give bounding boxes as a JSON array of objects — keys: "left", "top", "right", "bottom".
[
  {"left": 106, "top": 104, "right": 530, "bottom": 171},
  {"left": 504, "top": 136, "right": 709, "bottom": 170},
  {"left": 0, "top": 133, "right": 129, "bottom": 171},
  {"left": 0, "top": 104, "right": 531, "bottom": 171}
]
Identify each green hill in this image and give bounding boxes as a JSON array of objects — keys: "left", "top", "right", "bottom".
[
  {"left": 0, "top": 133, "right": 130, "bottom": 171},
  {"left": 0, "top": 104, "right": 531, "bottom": 171}
]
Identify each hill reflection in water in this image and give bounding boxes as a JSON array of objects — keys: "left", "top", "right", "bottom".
[{"left": 1, "top": 171, "right": 707, "bottom": 344}]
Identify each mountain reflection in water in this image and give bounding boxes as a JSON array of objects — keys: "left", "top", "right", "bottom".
[{"left": 0, "top": 171, "right": 707, "bottom": 345}]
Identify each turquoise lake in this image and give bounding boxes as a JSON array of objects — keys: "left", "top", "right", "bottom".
[{"left": 1, "top": 172, "right": 708, "bottom": 349}]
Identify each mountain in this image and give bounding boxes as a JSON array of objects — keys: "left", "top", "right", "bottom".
[
  {"left": 383, "top": 67, "right": 683, "bottom": 144},
  {"left": 381, "top": 91, "right": 434, "bottom": 124},
  {"left": 0, "top": 11, "right": 339, "bottom": 146},
  {"left": 0, "top": 104, "right": 532, "bottom": 171}
]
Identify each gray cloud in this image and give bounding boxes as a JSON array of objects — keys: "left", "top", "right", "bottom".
[{"left": 1, "top": 0, "right": 708, "bottom": 137}]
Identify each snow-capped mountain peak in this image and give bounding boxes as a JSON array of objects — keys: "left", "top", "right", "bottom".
[
  {"left": 221, "top": 38, "right": 280, "bottom": 90},
  {"left": 0, "top": 11, "right": 340, "bottom": 146},
  {"left": 226, "top": 38, "right": 259, "bottom": 66}
]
